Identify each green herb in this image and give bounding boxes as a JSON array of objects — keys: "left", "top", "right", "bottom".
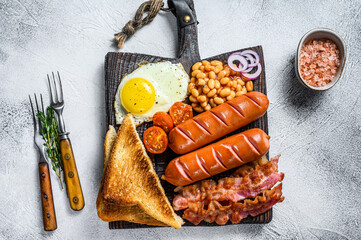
[{"left": 37, "top": 105, "right": 64, "bottom": 189}]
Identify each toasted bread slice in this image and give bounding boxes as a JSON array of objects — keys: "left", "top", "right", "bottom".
[
  {"left": 96, "top": 125, "right": 167, "bottom": 226},
  {"left": 100, "top": 115, "right": 183, "bottom": 228}
]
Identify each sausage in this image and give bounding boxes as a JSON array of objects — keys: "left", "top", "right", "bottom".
[
  {"left": 162, "top": 128, "right": 270, "bottom": 186},
  {"left": 168, "top": 91, "right": 269, "bottom": 154}
]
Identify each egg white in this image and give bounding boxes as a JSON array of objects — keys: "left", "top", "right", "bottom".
[{"left": 114, "top": 61, "right": 189, "bottom": 126}]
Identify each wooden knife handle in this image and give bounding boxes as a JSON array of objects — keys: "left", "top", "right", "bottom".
[
  {"left": 38, "top": 162, "right": 57, "bottom": 231},
  {"left": 60, "top": 139, "right": 85, "bottom": 211}
]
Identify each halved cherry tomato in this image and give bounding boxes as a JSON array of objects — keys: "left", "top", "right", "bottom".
[
  {"left": 152, "top": 112, "right": 174, "bottom": 133},
  {"left": 169, "top": 102, "right": 193, "bottom": 126},
  {"left": 143, "top": 126, "right": 168, "bottom": 154}
]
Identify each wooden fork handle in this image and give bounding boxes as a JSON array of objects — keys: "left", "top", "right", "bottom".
[
  {"left": 38, "top": 162, "right": 57, "bottom": 231},
  {"left": 60, "top": 139, "right": 85, "bottom": 211}
]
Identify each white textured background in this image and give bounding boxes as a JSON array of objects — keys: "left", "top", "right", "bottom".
[{"left": 1, "top": 0, "right": 360, "bottom": 239}]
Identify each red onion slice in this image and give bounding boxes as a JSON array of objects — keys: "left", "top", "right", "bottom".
[
  {"left": 241, "top": 63, "right": 262, "bottom": 80},
  {"left": 241, "top": 66, "right": 253, "bottom": 73},
  {"left": 240, "top": 50, "right": 259, "bottom": 68},
  {"left": 228, "top": 53, "right": 248, "bottom": 72},
  {"left": 243, "top": 54, "right": 257, "bottom": 68}
]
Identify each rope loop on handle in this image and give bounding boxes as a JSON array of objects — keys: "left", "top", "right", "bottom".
[{"left": 114, "top": 0, "right": 164, "bottom": 48}]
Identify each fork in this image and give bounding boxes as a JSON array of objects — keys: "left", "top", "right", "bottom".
[
  {"left": 29, "top": 94, "right": 57, "bottom": 231},
  {"left": 48, "top": 72, "right": 85, "bottom": 211}
]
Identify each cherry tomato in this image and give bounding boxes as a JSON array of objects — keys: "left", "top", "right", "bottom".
[
  {"left": 169, "top": 102, "right": 193, "bottom": 126},
  {"left": 143, "top": 126, "right": 168, "bottom": 154},
  {"left": 152, "top": 112, "right": 174, "bottom": 133}
]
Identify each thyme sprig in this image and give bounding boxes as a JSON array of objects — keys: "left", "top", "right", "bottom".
[{"left": 37, "top": 105, "right": 64, "bottom": 189}]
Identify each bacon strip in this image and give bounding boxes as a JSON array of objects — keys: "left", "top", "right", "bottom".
[
  {"left": 183, "top": 184, "right": 284, "bottom": 225},
  {"left": 173, "top": 155, "right": 283, "bottom": 211}
]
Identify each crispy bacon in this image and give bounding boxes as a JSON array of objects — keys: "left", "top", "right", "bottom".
[
  {"left": 183, "top": 184, "right": 284, "bottom": 225},
  {"left": 173, "top": 155, "right": 284, "bottom": 211}
]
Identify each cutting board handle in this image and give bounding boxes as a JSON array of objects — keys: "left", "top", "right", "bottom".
[{"left": 168, "top": 0, "right": 201, "bottom": 71}]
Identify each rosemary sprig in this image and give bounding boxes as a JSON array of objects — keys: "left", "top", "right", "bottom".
[{"left": 37, "top": 105, "right": 64, "bottom": 189}]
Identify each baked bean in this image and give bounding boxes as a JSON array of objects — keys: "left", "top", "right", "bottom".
[
  {"left": 215, "top": 80, "right": 221, "bottom": 89},
  {"left": 191, "top": 103, "right": 199, "bottom": 108},
  {"left": 190, "top": 77, "right": 196, "bottom": 83},
  {"left": 202, "top": 86, "right": 210, "bottom": 94},
  {"left": 204, "top": 64, "right": 212, "bottom": 72},
  {"left": 191, "top": 88, "right": 199, "bottom": 98},
  {"left": 192, "top": 103, "right": 204, "bottom": 113},
  {"left": 208, "top": 79, "right": 215, "bottom": 89},
  {"left": 232, "top": 81, "right": 238, "bottom": 88},
  {"left": 197, "top": 95, "right": 207, "bottom": 103},
  {"left": 188, "top": 82, "right": 195, "bottom": 92},
  {"left": 237, "top": 78, "right": 245, "bottom": 86},
  {"left": 199, "top": 66, "right": 205, "bottom": 71},
  {"left": 220, "top": 77, "right": 230, "bottom": 85},
  {"left": 189, "top": 95, "right": 198, "bottom": 103},
  {"left": 209, "top": 71, "right": 216, "bottom": 80},
  {"left": 210, "top": 60, "right": 222, "bottom": 66},
  {"left": 220, "top": 88, "right": 231, "bottom": 97},
  {"left": 194, "top": 107, "right": 204, "bottom": 113},
  {"left": 209, "top": 98, "right": 217, "bottom": 108},
  {"left": 224, "top": 65, "right": 231, "bottom": 77},
  {"left": 192, "top": 62, "right": 202, "bottom": 71},
  {"left": 200, "top": 101, "right": 208, "bottom": 108},
  {"left": 214, "top": 65, "right": 223, "bottom": 74},
  {"left": 192, "top": 69, "right": 200, "bottom": 77},
  {"left": 241, "top": 86, "right": 248, "bottom": 94},
  {"left": 197, "top": 79, "right": 206, "bottom": 86},
  {"left": 218, "top": 70, "right": 227, "bottom": 79},
  {"left": 196, "top": 72, "right": 206, "bottom": 79},
  {"left": 226, "top": 91, "right": 236, "bottom": 101},
  {"left": 235, "top": 91, "right": 243, "bottom": 97},
  {"left": 246, "top": 81, "right": 253, "bottom": 91},
  {"left": 214, "top": 97, "right": 224, "bottom": 105},
  {"left": 227, "top": 81, "right": 233, "bottom": 88},
  {"left": 207, "top": 88, "right": 217, "bottom": 98},
  {"left": 204, "top": 104, "right": 211, "bottom": 111},
  {"left": 236, "top": 84, "right": 242, "bottom": 91},
  {"left": 202, "top": 60, "right": 209, "bottom": 66},
  {"left": 217, "top": 88, "right": 222, "bottom": 94}
]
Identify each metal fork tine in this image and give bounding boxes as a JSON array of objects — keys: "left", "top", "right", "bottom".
[
  {"left": 34, "top": 94, "right": 42, "bottom": 130},
  {"left": 57, "top": 71, "right": 64, "bottom": 102},
  {"left": 41, "top": 94, "right": 44, "bottom": 113},
  {"left": 29, "top": 95, "right": 37, "bottom": 131},
  {"left": 47, "top": 74, "right": 54, "bottom": 104},
  {"left": 52, "top": 72, "right": 59, "bottom": 103},
  {"left": 34, "top": 93, "right": 39, "bottom": 114}
]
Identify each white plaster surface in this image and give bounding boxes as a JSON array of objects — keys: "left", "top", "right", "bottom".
[{"left": 1, "top": 0, "right": 360, "bottom": 239}]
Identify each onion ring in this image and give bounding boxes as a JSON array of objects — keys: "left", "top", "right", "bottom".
[
  {"left": 241, "top": 63, "right": 262, "bottom": 80},
  {"left": 228, "top": 53, "right": 248, "bottom": 72},
  {"left": 240, "top": 50, "right": 259, "bottom": 68}
]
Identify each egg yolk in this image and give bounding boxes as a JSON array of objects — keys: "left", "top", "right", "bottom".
[{"left": 120, "top": 78, "right": 155, "bottom": 114}]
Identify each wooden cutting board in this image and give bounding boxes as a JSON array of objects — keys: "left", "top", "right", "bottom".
[{"left": 104, "top": 0, "right": 269, "bottom": 229}]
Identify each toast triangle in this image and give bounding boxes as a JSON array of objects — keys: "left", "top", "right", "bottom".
[
  {"left": 96, "top": 125, "right": 167, "bottom": 226},
  {"left": 100, "top": 115, "right": 183, "bottom": 228}
]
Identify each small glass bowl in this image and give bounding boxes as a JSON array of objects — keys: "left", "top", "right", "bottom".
[{"left": 295, "top": 28, "right": 347, "bottom": 91}]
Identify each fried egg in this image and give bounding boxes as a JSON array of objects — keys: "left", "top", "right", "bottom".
[{"left": 114, "top": 61, "right": 189, "bottom": 126}]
